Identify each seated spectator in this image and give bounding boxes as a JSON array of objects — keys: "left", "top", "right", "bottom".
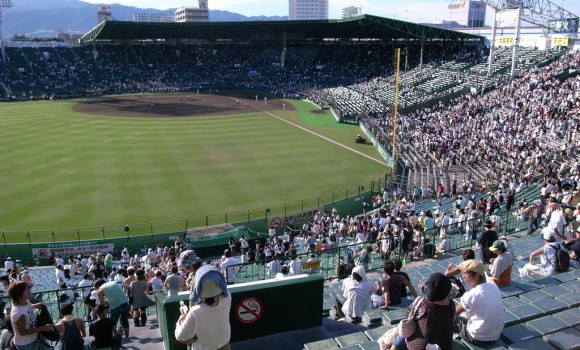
[
  {"left": 569, "top": 226, "right": 580, "bottom": 269},
  {"left": 275, "top": 265, "right": 291, "bottom": 279},
  {"left": 436, "top": 231, "right": 451, "bottom": 254},
  {"left": 55, "top": 298, "right": 86, "bottom": 350},
  {"left": 487, "top": 240, "right": 513, "bottom": 286},
  {"left": 0, "top": 315, "right": 14, "bottom": 350},
  {"left": 89, "top": 304, "right": 122, "bottom": 350},
  {"left": 333, "top": 266, "right": 376, "bottom": 323},
  {"left": 454, "top": 260, "right": 504, "bottom": 346},
  {"left": 519, "top": 230, "right": 567, "bottom": 278},
  {"left": 379, "top": 260, "right": 418, "bottom": 309},
  {"left": 391, "top": 273, "right": 454, "bottom": 350}
]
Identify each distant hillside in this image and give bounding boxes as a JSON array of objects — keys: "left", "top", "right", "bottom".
[{"left": 1, "top": 0, "right": 287, "bottom": 37}]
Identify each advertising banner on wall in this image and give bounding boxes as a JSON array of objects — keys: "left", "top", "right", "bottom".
[
  {"left": 267, "top": 207, "right": 323, "bottom": 229},
  {"left": 31, "top": 241, "right": 115, "bottom": 258}
]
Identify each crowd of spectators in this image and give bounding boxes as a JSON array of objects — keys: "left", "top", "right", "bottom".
[
  {"left": 0, "top": 42, "right": 433, "bottom": 100},
  {"left": 359, "top": 50, "right": 579, "bottom": 190}
]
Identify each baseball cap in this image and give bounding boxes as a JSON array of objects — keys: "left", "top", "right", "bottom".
[
  {"left": 542, "top": 229, "right": 556, "bottom": 242},
  {"left": 488, "top": 240, "right": 506, "bottom": 252},
  {"left": 457, "top": 260, "right": 485, "bottom": 279},
  {"left": 424, "top": 272, "right": 451, "bottom": 302}
]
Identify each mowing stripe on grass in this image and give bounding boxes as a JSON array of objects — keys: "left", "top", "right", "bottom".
[{"left": 239, "top": 99, "right": 388, "bottom": 167}]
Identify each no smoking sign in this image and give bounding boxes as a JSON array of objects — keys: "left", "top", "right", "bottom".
[{"left": 235, "top": 297, "right": 264, "bottom": 324}]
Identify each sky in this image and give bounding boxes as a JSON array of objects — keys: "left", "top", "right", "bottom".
[{"left": 78, "top": 0, "right": 580, "bottom": 25}]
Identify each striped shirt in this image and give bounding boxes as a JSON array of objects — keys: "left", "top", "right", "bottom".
[{"left": 100, "top": 281, "right": 129, "bottom": 309}]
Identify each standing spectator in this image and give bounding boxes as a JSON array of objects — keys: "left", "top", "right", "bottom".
[
  {"left": 454, "top": 260, "right": 504, "bottom": 345},
  {"left": 77, "top": 273, "right": 94, "bottom": 320},
  {"left": 164, "top": 265, "right": 184, "bottom": 297},
  {"left": 95, "top": 279, "right": 131, "bottom": 339},
  {"left": 55, "top": 265, "right": 66, "bottom": 288},
  {"left": 129, "top": 270, "right": 154, "bottom": 327},
  {"left": 477, "top": 220, "right": 498, "bottom": 264},
  {"left": 175, "top": 265, "right": 231, "bottom": 350},
  {"left": 219, "top": 250, "right": 237, "bottom": 285},
  {"left": 150, "top": 271, "right": 164, "bottom": 292},
  {"left": 4, "top": 257, "right": 14, "bottom": 272},
  {"left": 288, "top": 250, "right": 302, "bottom": 276},
  {"left": 8, "top": 281, "right": 54, "bottom": 350}
]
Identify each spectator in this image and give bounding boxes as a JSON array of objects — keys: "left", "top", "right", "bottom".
[
  {"left": 175, "top": 265, "right": 231, "bottom": 350},
  {"left": 519, "top": 230, "right": 567, "bottom": 278},
  {"left": 8, "top": 281, "right": 54, "bottom": 350},
  {"left": 54, "top": 298, "right": 86, "bottom": 350},
  {"left": 477, "top": 220, "right": 498, "bottom": 264},
  {"left": 454, "top": 260, "right": 504, "bottom": 345},
  {"left": 95, "top": 278, "right": 131, "bottom": 339},
  {"left": 391, "top": 273, "right": 454, "bottom": 350},
  {"left": 487, "top": 240, "right": 513, "bottom": 287},
  {"left": 89, "top": 304, "right": 122, "bottom": 350},
  {"left": 379, "top": 260, "right": 418, "bottom": 309},
  {"left": 129, "top": 270, "right": 155, "bottom": 327},
  {"left": 333, "top": 266, "right": 376, "bottom": 323}
]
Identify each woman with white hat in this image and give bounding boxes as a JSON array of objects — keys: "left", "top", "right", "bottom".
[{"left": 175, "top": 265, "right": 231, "bottom": 350}]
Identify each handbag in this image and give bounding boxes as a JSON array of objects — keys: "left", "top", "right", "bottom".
[
  {"left": 378, "top": 327, "right": 399, "bottom": 350},
  {"left": 397, "top": 296, "right": 424, "bottom": 338}
]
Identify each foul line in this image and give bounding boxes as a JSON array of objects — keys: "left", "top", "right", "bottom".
[{"left": 240, "top": 100, "right": 388, "bottom": 167}]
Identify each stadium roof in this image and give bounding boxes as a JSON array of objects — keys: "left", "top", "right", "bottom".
[{"left": 80, "top": 15, "right": 483, "bottom": 44}]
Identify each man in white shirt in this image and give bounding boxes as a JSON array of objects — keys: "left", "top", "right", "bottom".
[
  {"left": 220, "top": 250, "right": 237, "bottom": 285},
  {"left": 455, "top": 260, "right": 504, "bottom": 345},
  {"left": 56, "top": 254, "right": 64, "bottom": 267},
  {"left": 146, "top": 249, "right": 157, "bottom": 267},
  {"left": 4, "top": 257, "right": 14, "bottom": 271},
  {"left": 55, "top": 265, "right": 66, "bottom": 288}
]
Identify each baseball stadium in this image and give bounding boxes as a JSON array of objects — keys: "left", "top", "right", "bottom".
[{"left": 0, "top": 2, "right": 579, "bottom": 350}]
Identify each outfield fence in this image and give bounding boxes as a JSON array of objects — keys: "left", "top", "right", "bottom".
[{"left": 0, "top": 174, "right": 392, "bottom": 263}]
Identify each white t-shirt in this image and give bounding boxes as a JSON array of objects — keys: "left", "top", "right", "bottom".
[
  {"left": 11, "top": 302, "right": 37, "bottom": 346},
  {"left": 220, "top": 257, "right": 237, "bottom": 284},
  {"left": 55, "top": 268, "right": 65, "bottom": 285},
  {"left": 78, "top": 279, "right": 93, "bottom": 298},
  {"left": 460, "top": 282, "right": 504, "bottom": 341},
  {"left": 4, "top": 260, "right": 14, "bottom": 271},
  {"left": 289, "top": 258, "right": 301, "bottom": 275},
  {"left": 175, "top": 294, "right": 232, "bottom": 350}
]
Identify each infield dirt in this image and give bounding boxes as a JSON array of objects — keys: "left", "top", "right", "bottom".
[{"left": 72, "top": 92, "right": 294, "bottom": 118}]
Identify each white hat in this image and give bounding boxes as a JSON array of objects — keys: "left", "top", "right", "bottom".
[
  {"left": 200, "top": 280, "right": 222, "bottom": 298},
  {"left": 352, "top": 265, "right": 367, "bottom": 281}
]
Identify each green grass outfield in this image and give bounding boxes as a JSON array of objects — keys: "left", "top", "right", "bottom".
[{"left": 0, "top": 96, "right": 387, "bottom": 239}]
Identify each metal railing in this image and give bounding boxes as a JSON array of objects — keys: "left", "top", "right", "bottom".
[{"left": 224, "top": 206, "right": 530, "bottom": 283}]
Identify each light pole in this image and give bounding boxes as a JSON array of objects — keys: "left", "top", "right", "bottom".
[{"left": 0, "top": 0, "right": 13, "bottom": 63}]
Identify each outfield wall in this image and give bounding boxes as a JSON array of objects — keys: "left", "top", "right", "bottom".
[{"left": 0, "top": 187, "right": 383, "bottom": 263}]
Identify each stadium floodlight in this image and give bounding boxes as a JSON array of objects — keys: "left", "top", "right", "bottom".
[{"left": 0, "top": 0, "right": 12, "bottom": 63}]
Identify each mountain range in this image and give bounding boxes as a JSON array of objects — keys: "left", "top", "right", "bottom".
[{"left": 1, "top": 0, "right": 287, "bottom": 37}]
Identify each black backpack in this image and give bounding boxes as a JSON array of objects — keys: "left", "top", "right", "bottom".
[
  {"left": 551, "top": 243, "right": 570, "bottom": 273},
  {"left": 36, "top": 304, "right": 60, "bottom": 342}
]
